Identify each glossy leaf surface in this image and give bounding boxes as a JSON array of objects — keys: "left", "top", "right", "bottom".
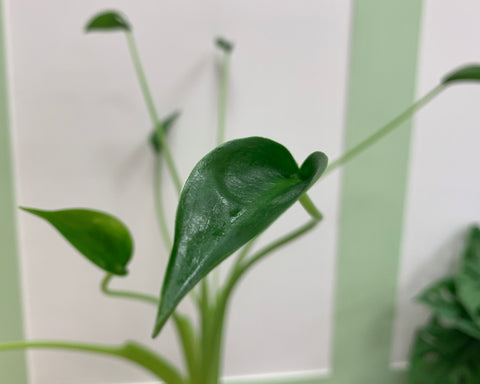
[
  {"left": 85, "top": 11, "right": 131, "bottom": 32},
  {"left": 149, "top": 111, "right": 180, "bottom": 153},
  {"left": 410, "top": 318, "right": 480, "bottom": 384},
  {"left": 442, "top": 65, "right": 480, "bottom": 85},
  {"left": 153, "top": 137, "right": 327, "bottom": 336},
  {"left": 455, "top": 226, "right": 480, "bottom": 327},
  {"left": 21, "top": 207, "right": 133, "bottom": 275}
]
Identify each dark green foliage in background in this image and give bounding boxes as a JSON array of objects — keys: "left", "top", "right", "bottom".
[{"left": 410, "top": 226, "right": 480, "bottom": 383}]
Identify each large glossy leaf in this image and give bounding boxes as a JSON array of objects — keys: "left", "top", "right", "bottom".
[
  {"left": 410, "top": 318, "right": 480, "bottom": 384},
  {"left": 85, "top": 11, "right": 131, "bottom": 32},
  {"left": 21, "top": 208, "right": 133, "bottom": 275},
  {"left": 442, "top": 65, "right": 480, "bottom": 85},
  {"left": 153, "top": 137, "right": 328, "bottom": 336},
  {"left": 418, "top": 277, "right": 480, "bottom": 340},
  {"left": 455, "top": 226, "right": 480, "bottom": 327},
  {"left": 149, "top": 111, "right": 181, "bottom": 153}
]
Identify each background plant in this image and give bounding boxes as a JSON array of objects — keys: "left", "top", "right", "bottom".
[
  {"left": 409, "top": 226, "right": 480, "bottom": 384},
  {"left": 1, "top": 9, "right": 480, "bottom": 384}
]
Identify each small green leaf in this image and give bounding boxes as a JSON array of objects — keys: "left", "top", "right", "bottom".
[
  {"left": 419, "top": 278, "right": 464, "bottom": 319},
  {"left": 442, "top": 65, "right": 480, "bottom": 85},
  {"left": 215, "top": 37, "right": 234, "bottom": 53},
  {"left": 21, "top": 207, "right": 133, "bottom": 275},
  {"left": 153, "top": 137, "right": 328, "bottom": 336},
  {"left": 418, "top": 277, "right": 480, "bottom": 340},
  {"left": 85, "top": 11, "right": 131, "bottom": 33},
  {"left": 409, "top": 318, "right": 480, "bottom": 384},
  {"left": 149, "top": 111, "right": 181, "bottom": 153},
  {"left": 455, "top": 226, "right": 480, "bottom": 327}
]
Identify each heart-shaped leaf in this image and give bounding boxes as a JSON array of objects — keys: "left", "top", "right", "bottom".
[
  {"left": 149, "top": 111, "right": 181, "bottom": 153},
  {"left": 455, "top": 226, "right": 480, "bottom": 327},
  {"left": 409, "top": 318, "right": 480, "bottom": 384},
  {"left": 85, "top": 11, "right": 131, "bottom": 33},
  {"left": 442, "top": 65, "right": 480, "bottom": 85},
  {"left": 21, "top": 207, "right": 133, "bottom": 275},
  {"left": 153, "top": 137, "right": 328, "bottom": 336}
]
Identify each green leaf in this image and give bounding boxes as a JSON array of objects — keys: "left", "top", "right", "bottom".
[
  {"left": 215, "top": 37, "right": 234, "bottom": 53},
  {"left": 85, "top": 11, "right": 131, "bottom": 33},
  {"left": 442, "top": 65, "right": 480, "bottom": 85},
  {"left": 149, "top": 111, "right": 181, "bottom": 153},
  {"left": 455, "top": 226, "right": 480, "bottom": 327},
  {"left": 409, "top": 318, "right": 480, "bottom": 384},
  {"left": 418, "top": 277, "right": 480, "bottom": 340},
  {"left": 21, "top": 207, "right": 133, "bottom": 276},
  {"left": 153, "top": 137, "right": 328, "bottom": 336}
]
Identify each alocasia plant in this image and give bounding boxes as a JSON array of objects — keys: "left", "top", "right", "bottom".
[{"left": 1, "top": 9, "right": 480, "bottom": 384}]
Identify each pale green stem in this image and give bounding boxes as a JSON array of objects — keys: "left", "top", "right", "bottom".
[
  {"left": 217, "top": 53, "right": 231, "bottom": 146},
  {"left": 299, "top": 193, "right": 323, "bottom": 220},
  {"left": 325, "top": 84, "right": 445, "bottom": 174},
  {"left": 205, "top": 217, "right": 321, "bottom": 384},
  {"left": 210, "top": 52, "right": 232, "bottom": 296},
  {"left": 125, "top": 31, "right": 182, "bottom": 194},
  {"left": 154, "top": 154, "right": 173, "bottom": 250},
  {"left": 101, "top": 273, "right": 158, "bottom": 305},
  {"left": 232, "top": 238, "right": 257, "bottom": 273},
  {"left": 0, "top": 340, "right": 185, "bottom": 384},
  {"left": 101, "top": 274, "right": 199, "bottom": 383}
]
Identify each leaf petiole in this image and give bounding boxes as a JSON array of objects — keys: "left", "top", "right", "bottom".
[
  {"left": 125, "top": 31, "right": 182, "bottom": 194},
  {"left": 0, "top": 340, "right": 185, "bottom": 384},
  {"left": 325, "top": 83, "right": 446, "bottom": 175}
]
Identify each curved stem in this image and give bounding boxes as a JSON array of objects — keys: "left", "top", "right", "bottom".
[
  {"left": 299, "top": 193, "right": 323, "bottom": 220},
  {"left": 101, "top": 274, "right": 158, "bottom": 305},
  {"left": 154, "top": 154, "right": 173, "bottom": 250},
  {"left": 325, "top": 84, "right": 445, "bottom": 175},
  {"left": 205, "top": 216, "right": 322, "bottom": 384},
  {"left": 217, "top": 53, "right": 231, "bottom": 146},
  {"left": 100, "top": 274, "right": 199, "bottom": 382},
  {"left": 125, "top": 31, "right": 182, "bottom": 194},
  {"left": 0, "top": 340, "right": 185, "bottom": 384},
  {"left": 234, "top": 219, "right": 320, "bottom": 288}
]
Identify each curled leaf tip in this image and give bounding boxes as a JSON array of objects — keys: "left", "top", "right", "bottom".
[
  {"left": 215, "top": 37, "right": 234, "bottom": 53},
  {"left": 442, "top": 64, "right": 480, "bottom": 85},
  {"left": 85, "top": 10, "right": 131, "bottom": 33}
]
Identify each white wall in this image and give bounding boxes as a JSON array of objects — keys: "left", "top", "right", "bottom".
[
  {"left": 5, "top": 1, "right": 352, "bottom": 383},
  {"left": 392, "top": 0, "right": 480, "bottom": 365}
]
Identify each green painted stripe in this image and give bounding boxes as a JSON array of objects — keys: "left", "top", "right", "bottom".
[
  {"left": 0, "top": 0, "right": 28, "bottom": 382},
  {"left": 330, "top": 0, "right": 423, "bottom": 382}
]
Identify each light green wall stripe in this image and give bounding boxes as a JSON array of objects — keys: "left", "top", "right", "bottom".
[
  {"left": 331, "top": 0, "right": 423, "bottom": 382},
  {"left": 0, "top": 0, "right": 28, "bottom": 382}
]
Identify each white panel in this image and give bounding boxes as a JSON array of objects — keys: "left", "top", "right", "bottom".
[
  {"left": 392, "top": 0, "right": 480, "bottom": 365},
  {"left": 5, "top": 0, "right": 351, "bottom": 382}
]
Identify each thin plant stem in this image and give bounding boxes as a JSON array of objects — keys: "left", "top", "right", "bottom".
[
  {"left": 211, "top": 51, "right": 233, "bottom": 296},
  {"left": 100, "top": 274, "right": 199, "bottom": 382},
  {"left": 125, "top": 31, "right": 182, "bottom": 193},
  {"left": 153, "top": 154, "right": 173, "bottom": 250},
  {"left": 325, "top": 84, "right": 445, "bottom": 174},
  {"left": 299, "top": 193, "right": 323, "bottom": 220},
  {"left": 101, "top": 273, "right": 158, "bottom": 305},
  {"left": 217, "top": 53, "right": 231, "bottom": 146},
  {"left": 0, "top": 340, "right": 185, "bottom": 384}
]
